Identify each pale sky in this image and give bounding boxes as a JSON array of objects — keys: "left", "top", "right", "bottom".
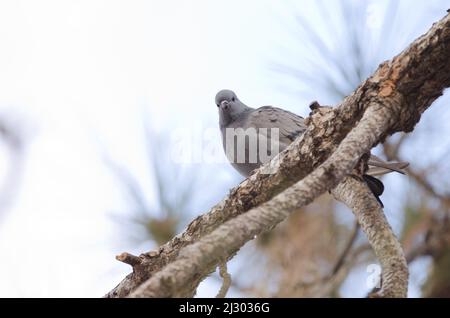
[
  {"left": 0, "top": 0, "right": 447, "bottom": 297},
  {"left": 0, "top": 0, "right": 312, "bottom": 297}
]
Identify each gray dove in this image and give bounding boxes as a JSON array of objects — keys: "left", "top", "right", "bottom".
[{"left": 215, "top": 89, "right": 409, "bottom": 205}]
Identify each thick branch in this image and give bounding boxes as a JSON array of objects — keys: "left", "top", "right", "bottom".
[
  {"left": 128, "top": 105, "right": 394, "bottom": 297},
  {"left": 106, "top": 12, "right": 450, "bottom": 298},
  {"left": 332, "top": 178, "right": 408, "bottom": 297}
]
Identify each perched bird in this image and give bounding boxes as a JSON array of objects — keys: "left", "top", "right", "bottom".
[{"left": 215, "top": 89, "right": 409, "bottom": 205}]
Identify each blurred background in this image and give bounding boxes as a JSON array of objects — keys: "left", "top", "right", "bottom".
[{"left": 0, "top": 0, "right": 449, "bottom": 297}]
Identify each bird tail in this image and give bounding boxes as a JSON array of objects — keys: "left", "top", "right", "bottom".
[
  {"left": 363, "top": 174, "right": 385, "bottom": 207},
  {"left": 363, "top": 155, "right": 409, "bottom": 207},
  {"left": 367, "top": 155, "right": 409, "bottom": 177}
]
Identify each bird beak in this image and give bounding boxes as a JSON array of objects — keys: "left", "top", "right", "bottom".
[{"left": 220, "top": 100, "right": 229, "bottom": 109}]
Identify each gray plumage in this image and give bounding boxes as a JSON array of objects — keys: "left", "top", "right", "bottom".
[
  {"left": 216, "top": 89, "right": 307, "bottom": 176},
  {"left": 215, "top": 89, "right": 409, "bottom": 204}
]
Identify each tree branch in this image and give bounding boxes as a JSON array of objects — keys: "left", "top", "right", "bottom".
[
  {"left": 332, "top": 178, "right": 408, "bottom": 297},
  {"left": 126, "top": 99, "right": 396, "bottom": 297},
  {"left": 106, "top": 12, "right": 450, "bottom": 298},
  {"left": 329, "top": 221, "right": 360, "bottom": 277},
  {"left": 215, "top": 263, "right": 232, "bottom": 298}
]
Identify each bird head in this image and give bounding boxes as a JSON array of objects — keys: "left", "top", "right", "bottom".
[{"left": 215, "top": 89, "right": 249, "bottom": 126}]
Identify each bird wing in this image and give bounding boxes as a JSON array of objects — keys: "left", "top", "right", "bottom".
[{"left": 244, "top": 106, "right": 307, "bottom": 149}]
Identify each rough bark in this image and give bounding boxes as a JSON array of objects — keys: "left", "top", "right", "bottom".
[
  {"left": 332, "top": 178, "right": 408, "bottom": 297},
  {"left": 106, "top": 12, "right": 450, "bottom": 298},
  {"left": 126, "top": 100, "right": 400, "bottom": 298}
]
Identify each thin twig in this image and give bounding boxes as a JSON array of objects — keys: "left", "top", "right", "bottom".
[
  {"left": 216, "top": 262, "right": 232, "bottom": 298},
  {"left": 116, "top": 252, "right": 142, "bottom": 267},
  {"left": 330, "top": 221, "right": 360, "bottom": 276}
]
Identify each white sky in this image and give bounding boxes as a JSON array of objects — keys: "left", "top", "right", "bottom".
[
  {"left": 0, "top": 0, "right": 312, "bottom": 297},
  {"left": 0, "top": 0, "right": 447, "bottom": 297}
]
